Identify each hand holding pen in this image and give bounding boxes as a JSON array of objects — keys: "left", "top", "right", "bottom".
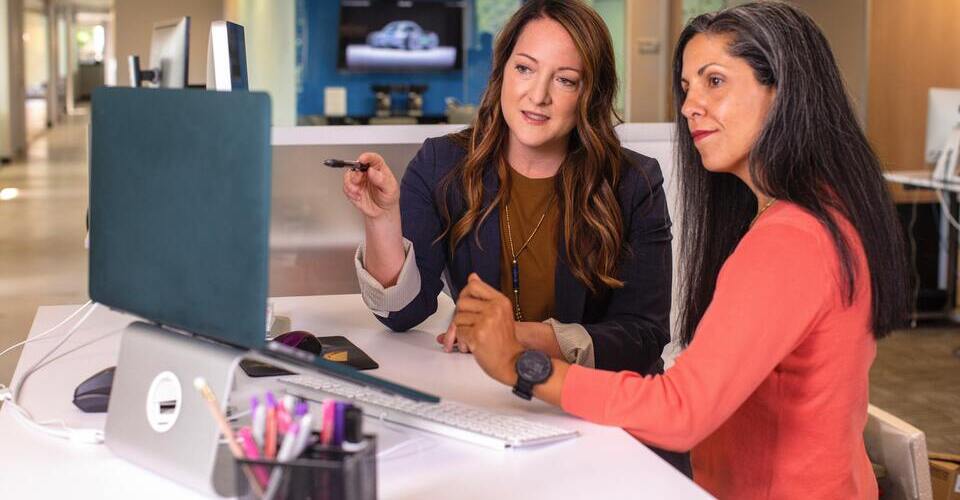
[
  {"left": 340, "top": 152, "right": 400, "bottom": 220},
  {"left": 323, "top": 159, "right": 370, "bottom": 171}
]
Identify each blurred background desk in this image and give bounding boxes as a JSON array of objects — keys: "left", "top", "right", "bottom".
[{"left": 884, "top": 170, "right": 960, "bottom": 326}]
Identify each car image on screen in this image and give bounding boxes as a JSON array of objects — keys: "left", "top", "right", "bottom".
[{"left": 366, "top": 21, "right": 439, "bottom": 51}]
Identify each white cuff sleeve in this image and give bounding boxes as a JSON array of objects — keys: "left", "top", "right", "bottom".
[
  {"left": 355, "top": 238, "right": 421, "bottom": 317},
  {"left": 543, "top": 318, "right": 595, "bottom": 368}
]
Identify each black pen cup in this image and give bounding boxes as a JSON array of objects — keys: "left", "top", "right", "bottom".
[{"left": 234, "top": 435, "right": 377, "bottom": 500}]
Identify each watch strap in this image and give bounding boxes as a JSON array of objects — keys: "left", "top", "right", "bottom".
[{"left": 512, "top": 377, "right": 534, "bottom": 400}]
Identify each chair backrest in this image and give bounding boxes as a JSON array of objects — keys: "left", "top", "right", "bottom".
[{"left": 865, "top": 404, "right": 933, "bottom": 500}]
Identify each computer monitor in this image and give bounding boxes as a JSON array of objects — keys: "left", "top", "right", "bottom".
[
  {"left": 206, "top": 21, "right": 248, "bottom": 91},
  {"left": 128, "top": 17, "right": 190, "bottom": 88},
  {"left": 925, "top": 88, "right": 960, "bottom": 165}
]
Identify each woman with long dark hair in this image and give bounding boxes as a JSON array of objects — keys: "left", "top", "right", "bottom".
[
  {"left": 341, "top": 0, "right": 688, "bottom": 472},
  {"left": 452, "top": 2, "right": 910, "bottom": 497}
]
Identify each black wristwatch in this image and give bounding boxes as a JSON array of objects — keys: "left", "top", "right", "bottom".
[{"left": 512, "top": 350, "right": 553, "bottom": 400}]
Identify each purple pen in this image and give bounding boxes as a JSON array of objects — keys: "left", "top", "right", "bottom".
[
  {"left": 333, "top": 402, "right": 346, "bottom": 446},
  {"left": 294, "top": 401, "right": 309, "bottom": 418},
  {"left": 265, "top": 392, "right": 278, "bottom": 409}
]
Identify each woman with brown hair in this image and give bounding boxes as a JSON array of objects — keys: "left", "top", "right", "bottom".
[{"left": 342, "top": 0, "right": 686, "bottom": 473}]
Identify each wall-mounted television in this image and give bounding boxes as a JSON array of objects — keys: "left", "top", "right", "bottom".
[{"left": 337, "top": 0, "right": 464, "bottom": 72}]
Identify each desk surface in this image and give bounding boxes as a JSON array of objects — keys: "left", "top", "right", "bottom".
[
  {"left": 884, "top": 169, "right": 960, "bottom": 194},
  {"left": 0, "top": 295, "right": 709, "bottom": 499}
]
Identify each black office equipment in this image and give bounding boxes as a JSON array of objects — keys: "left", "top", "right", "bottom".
[
  {"left": 240, "top": 334, "right": 380, "bottom": 378},
  {"left": 73, "top": 366, "right": 116, "bottom": 413},
  {"left": 234, "top": 436, "right": 377, "bottom": 500}
]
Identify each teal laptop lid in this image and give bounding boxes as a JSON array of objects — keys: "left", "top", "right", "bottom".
[{"left": 89, "top": 87, "right": 271, "bottom": 350}]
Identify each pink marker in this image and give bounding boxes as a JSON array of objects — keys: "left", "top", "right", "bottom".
[
  {"left": 320, "top": 400, "right": 335, "bottom": 445},
  {"left": 238, "top": 427, "right": 269, "bottom": 487}
]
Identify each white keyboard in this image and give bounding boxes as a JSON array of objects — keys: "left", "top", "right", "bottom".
[{"left": 279, "top": 373, "right": 579, "bottom": 449}]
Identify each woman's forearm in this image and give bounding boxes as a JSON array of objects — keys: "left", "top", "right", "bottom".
[
  {"left": 533, "top": 359, "right": 570, "bottom": 406},
  {"left": 362, "top": 209, "right": 406, "bottom": 287}
]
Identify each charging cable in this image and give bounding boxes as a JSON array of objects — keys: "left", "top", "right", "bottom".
[
  {"left": 0, "top": 302, "right": 106, "bottom": 444},
  {"left": 0, "top": 300, "right": 93, "bottom": 359},
  {"left": 935, "top": 188, "right": 960, "bottom": 232}
]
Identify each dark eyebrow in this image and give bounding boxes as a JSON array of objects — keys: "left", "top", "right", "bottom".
[
  {"left": 516, "top": 52, "right": 582, "bottom": 74},
  {"left": 517, "top": 53, "right": 538, "bottom": 63},
  {"left": 697, "top": 62, "right": 726, "bottom": 75},
  {"left": 680, "top": 62, "right": 727, "bottom": 85}
]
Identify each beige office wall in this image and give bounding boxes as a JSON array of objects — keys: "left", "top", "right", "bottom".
[
  {"left": 113, "top": 0, "right": 224, "bottom": 87},
  {"left": 223, "top": 0, "right": 296, "bottom": 126},
  {"left": 0, "top": 0, "right": 9, "bottom": 159},
  {"left": 23, "top": 10, "right": 47, "bottom": 92},
  {"left": 0, "top": 0, "right": 27, "bottom": 160},
  {"left": 790, "top": 0, "right": 869, "bottom": 125},
  {"left": 626, "top": 0, "right": 669, "bottom": 122}
]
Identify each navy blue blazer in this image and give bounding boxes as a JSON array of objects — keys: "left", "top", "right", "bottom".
[{"left": 378, "top": 135, "right": 673, "bottom": 376}]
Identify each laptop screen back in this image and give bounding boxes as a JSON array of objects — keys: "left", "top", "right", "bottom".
[{"left": 88, "top": 87, "right": 271, "bottom": 349}]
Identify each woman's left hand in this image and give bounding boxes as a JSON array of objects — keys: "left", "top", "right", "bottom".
[{"left": 453, "top": 274, "right": 524, "bottom": 386}]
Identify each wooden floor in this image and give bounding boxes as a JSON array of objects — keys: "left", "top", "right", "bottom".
[{"left": 870, "top": 327, "right": 960, "bottom": 453}]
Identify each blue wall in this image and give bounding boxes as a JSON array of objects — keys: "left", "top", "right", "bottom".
[{"left": 297, "top": 0, "right": 495, "bottom": 118}]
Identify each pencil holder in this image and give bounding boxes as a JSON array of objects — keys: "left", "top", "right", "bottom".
[{"left": 234, "top": 435, "right": 377, "bottom": 500}]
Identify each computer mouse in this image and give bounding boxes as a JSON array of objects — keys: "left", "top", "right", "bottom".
[
  {"left": 272, "top": 330, "right": 323, "bottom": 356},
  {"left": 73, "top": 366, "right": 116, "bottom": 413}
]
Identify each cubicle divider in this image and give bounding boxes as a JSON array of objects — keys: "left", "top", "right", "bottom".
[
  {"left": 269, "top": 123, "right": 680, "bottom": 360},
  {"left": 269, "top": 125, "right": 465, "bottom": 298}
]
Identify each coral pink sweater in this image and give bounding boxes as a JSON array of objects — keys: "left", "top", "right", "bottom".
[{"left": 561, "top": 202, "right": 878, "bottom": 499}]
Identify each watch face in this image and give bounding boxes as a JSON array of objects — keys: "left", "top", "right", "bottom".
[{"left": 517, "top": 351, "right": 551, "bottom": 383}]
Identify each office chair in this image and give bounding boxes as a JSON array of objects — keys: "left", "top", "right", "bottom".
[{"left": 864, "top": 404, "right": 933, "bottom": 500}]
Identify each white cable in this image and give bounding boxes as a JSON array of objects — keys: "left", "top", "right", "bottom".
[
  {"left": 907, "top": 193, "right": 920, "bottom": 328},
  {"left": 0, "top": 301, "right": 93, "bottom": 359},
  {"left": 0, "top": 303, "right": 106, "bottom": 444},
  {"left": 935, "top": 188, "right": 960, "bottom": 232}
]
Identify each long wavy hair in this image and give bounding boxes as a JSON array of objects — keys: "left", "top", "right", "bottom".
[
  {"left": 439, "top": 0, "right": 626, "bottom": 293},
  {"left": 674, "top": 2, "right": 910, "bottom": 345}
]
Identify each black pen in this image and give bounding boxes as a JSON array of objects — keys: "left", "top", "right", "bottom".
[{"left": 324, "top": 159, "right": 370, "bottom": 172}]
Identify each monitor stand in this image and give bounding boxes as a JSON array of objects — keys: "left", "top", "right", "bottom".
[
  {"left": 104, "top": 321, "right": 245, "bottom": 497},
  {"left": 932, "top": 127, "right": 960, "bottom": 182}
]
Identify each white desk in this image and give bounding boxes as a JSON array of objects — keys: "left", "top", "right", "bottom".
[
  {"left": 884, "top": 169, "right": 960, "bottom": 193},
  {"left": 0, "top": 295, "right": 710, "bottom": 499}
]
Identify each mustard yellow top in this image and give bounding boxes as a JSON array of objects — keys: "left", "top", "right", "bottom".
[{"left": 499, "top": 168, "right": 559, "bottom": 322}]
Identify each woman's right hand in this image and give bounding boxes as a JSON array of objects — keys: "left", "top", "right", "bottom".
[{"left": 342, "top": 152, "right": 400, "bottom": 220}]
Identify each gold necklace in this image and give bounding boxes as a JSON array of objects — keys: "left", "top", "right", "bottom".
[
  {"left": 504, "top": 200, "right": 552, "bottom": 321},
  {"left": 749, "top": 197, "right": 777, "bottom": 228}
]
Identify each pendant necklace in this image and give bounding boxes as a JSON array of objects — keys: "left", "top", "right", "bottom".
[
  {"left": 504, "top": 199, "right": 552, "bottom": 321},
  {"left": 749, "top": 197, "right": 778, "bottom": 228}
]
